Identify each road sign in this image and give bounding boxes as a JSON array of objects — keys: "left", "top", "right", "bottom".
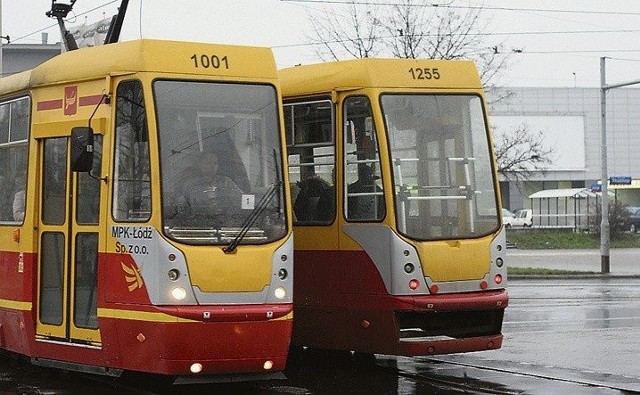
[{"left": 609, "top": 176, "right": 632, "bottom": 185}]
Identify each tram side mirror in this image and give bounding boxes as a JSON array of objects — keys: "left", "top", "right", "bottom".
[{"left": 71, "top": 127, "right": 94, "bottom": 172}]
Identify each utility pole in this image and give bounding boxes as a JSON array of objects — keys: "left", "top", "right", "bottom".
[
  {"left": 599, "top": 56, "right": 640, "bottom": 274},
  {"left": 0, "top": 0, "right": 7, "bottom": 76},
  {"left": 0, "top": 0, "right": 3, "bottom": 77}
]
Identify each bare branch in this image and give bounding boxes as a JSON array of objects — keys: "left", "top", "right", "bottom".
[
  {"left": 306, "top": 1, "right": 383, "bottom": 60},
  {"left": 493, "top": 123, "right": 555, "bottom": 181}
]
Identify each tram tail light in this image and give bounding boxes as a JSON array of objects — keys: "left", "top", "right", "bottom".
[
  {"left": 494, "top": 274, "right": 503, "bottom": 284},
  {"left": 408, "top": 279, "right": 420, "bottom": 290}
]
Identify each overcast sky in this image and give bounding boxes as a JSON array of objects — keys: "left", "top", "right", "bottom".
[{"left": 3, "top": 0, "right": 640, "bottom": 87}]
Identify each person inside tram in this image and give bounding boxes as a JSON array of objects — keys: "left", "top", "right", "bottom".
[
  {"left": 294, "top": 169, "right": 333, "bottom": 222},
  {"left": 12, "top": 172, "right": 26, "bottom": 222},
  {"left": 174, "top": 150, "right": 243, "bottom": 227},
  {"left": 347, "top": 165, "right": 384, "bottom": 220}
]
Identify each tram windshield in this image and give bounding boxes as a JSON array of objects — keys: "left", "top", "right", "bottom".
[
  {"left": 381, "top": 94, "right": 499, "bottom": 240},
  {"left": 155, "top": 80, "right": 286, "bottom": 245}
]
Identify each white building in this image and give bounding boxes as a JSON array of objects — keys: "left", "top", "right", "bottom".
[{"left": 488, "top": 87, "right": 640, "bottom": 211}]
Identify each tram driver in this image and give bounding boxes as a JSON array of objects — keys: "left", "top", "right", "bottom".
[{"left": 173, "top": 150, "right": 243, "bottom": 227}]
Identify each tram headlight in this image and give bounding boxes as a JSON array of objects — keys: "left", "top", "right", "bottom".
[
  {"left": 278, "top": 268, "right": 288, "bottom": 280},
  {"left": 274, "top": 286, "right": 286, "bottom": 299},
  {"left": 171, "top": 287, "right": 187, "bottom": 301}
]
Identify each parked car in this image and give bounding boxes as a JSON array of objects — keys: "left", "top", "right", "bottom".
[
  {"left": 512, "top": 209, "right": 533, "bottom": 227},
  {"left": 502, "top": 208, "right": 515, "bottom": 228},
  {"left": 627, "top": 206, "right": 640, "bottom": 232}
]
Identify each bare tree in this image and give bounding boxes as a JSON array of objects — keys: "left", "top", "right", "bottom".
[
  {"left": 492, "top": 123, "right": 554, "bottom": 181},
  {"left": 306, "top": 1, "right": 384, "bottom": 61},
  {"left": 305, "top": 1, "right": 551, "bottom": 176},
  {"left": 305, "top": 1, "right": 511, "bottom": 88},
  {"left": 384, "top": 0, "right": 429, "bottom": 59}
]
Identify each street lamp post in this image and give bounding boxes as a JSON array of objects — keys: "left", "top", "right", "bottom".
[
  {"left": 599, "top": 57, "right": 640, "bottom": 274},
  {"left": 600, "top": 58, "right": 610, "bottom": 274}
]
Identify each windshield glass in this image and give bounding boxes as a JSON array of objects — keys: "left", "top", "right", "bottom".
[
  {"left": 155, "top": 80, "right": 286, "bottom": 245},
  {"left": 381, "top": 94, "right": 499, "bottom": 240}
]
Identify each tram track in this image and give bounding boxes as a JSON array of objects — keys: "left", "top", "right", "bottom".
[{"left": 392, "top": 356, "right": 638, "bottom": 394}]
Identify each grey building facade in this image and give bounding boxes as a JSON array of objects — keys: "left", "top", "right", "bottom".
[
  {"left": 1, "top": 43, "right": 60, "bottom": 77},
  {"left": 488, "top": 87, "right": 640, "bottom": 211}
]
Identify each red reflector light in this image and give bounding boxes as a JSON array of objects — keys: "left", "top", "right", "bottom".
[
  {"left": 494, "top": 274, "right": 503, "bottom": 284},
  {"left": 409, "top": 279, "right": 420, "bottom": 290},
  {"left": 480, "top": 280, "right": 488, "bottom": 289},
  {"left": 429, "top": 284, "right": 439, "bottom": 294}
]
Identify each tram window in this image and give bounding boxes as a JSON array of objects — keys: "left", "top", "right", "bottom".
[
  {"left": 156, "top": 80, "right": 285, "bottom": 243},
  {"left": 113, "top": 80, "right": 151, "bottom": 222},
  {"left": 0, "top": 97, "right": 30, "bottom": 224},
  {"left": 40, "top": 232, "right": 64, "bottom": 326},
  {"left": 382, "top": 94, "right": 499, "bottom": 239},
  {"left": 343, "top": 96, "right": 384, "bottom": 222},
  {"left": 42, "top": 138, "right": 67, "bottom": 225},
  {"left": 284, "top": 99, "right": 333, "bottom": 147},
  {"left": 284, "top": 100, "right": 335, "bottom": 224},
  {"left": 10, "top": 99, "right": 29, "bottom": 141},
  {"left": 77, "top": 136, "right": 102, "bottom": 224},
  {"left": 74, "top": 232, "right": 98, "bottom": 329}
]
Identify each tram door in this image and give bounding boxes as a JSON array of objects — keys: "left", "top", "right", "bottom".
[{"left": 36, "top": 136, "right": 102, "bottom": 345}]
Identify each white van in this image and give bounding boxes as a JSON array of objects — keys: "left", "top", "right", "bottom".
[{"left": 512, "top": 209, "right": 533, "bottom": 227}]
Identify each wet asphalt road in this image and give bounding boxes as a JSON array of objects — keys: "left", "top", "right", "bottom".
[
  {"left": 435, "top": 277, "right": 640, "bottom": 393},
  {"left": 1, "top": 271, "right": 639, "bottom": 393}
]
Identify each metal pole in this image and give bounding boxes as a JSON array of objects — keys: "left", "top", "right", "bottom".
[
  {"left": 0, "top": 0, "right": 3, "bottom": 77},
  {"left": 600, "top": 57, "right": 610, "bottom": 273}
]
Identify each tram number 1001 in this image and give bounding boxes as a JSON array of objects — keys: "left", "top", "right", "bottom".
[{"left": 190, "top": 53, "right": 229, "bottom": 70}]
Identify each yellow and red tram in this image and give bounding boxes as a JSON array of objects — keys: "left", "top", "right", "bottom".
[
  {"left": 0, "top": 39, "right": 293, "bottom": 380},
  {"left": 280, "top": 58, "right": 508, "bottom": 356}
]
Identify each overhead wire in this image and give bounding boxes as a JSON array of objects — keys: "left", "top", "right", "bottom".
[
  {"left": 279, "top": 0, "right": 640, "bottom": 17},
  {"left": 276, "top": 0, "right": 640, "bottom": 60}
]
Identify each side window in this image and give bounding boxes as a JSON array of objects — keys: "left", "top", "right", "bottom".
[
  {"left": 343, "top": 96, "right": 384, "bottom": 221},
  {"left": 0, "top": 97, "right": 30, "bottom": 224},
  {"left": 113, "top": 80, "right": 151, "bottom": 222},
  {"left": 77, "top": 136, "right": 103, "bottom": 224},
  {"left": 284, "top": 99, "right": 335, "bottom": 225}
]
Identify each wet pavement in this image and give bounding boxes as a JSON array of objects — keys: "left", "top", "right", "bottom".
[
  {"left": 1, "top": 250, "right": 639, "bottom": 393},
  {"left": 436, "top": 276, "right": 640, "bottom": 393}
]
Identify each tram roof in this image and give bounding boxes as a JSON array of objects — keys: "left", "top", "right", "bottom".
[
  {"left": 278, "top": 58, "right": 483, "bottom": 98},
  {"left": 0, "top": 39, "right": 278, "bottom": 96}
]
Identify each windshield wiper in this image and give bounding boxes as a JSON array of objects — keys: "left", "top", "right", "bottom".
[{"left": 223, "top": 181, "right": 282, "bottom": 254}]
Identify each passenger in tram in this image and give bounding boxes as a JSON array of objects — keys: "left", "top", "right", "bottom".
[
  {"left": 12, "top": 172, "right": 26, "bottom": 222},
  {"left": 347, "top": 165, "right": 384, "bottom": 220},
  {"left": 293, "top": 170, "right": 333, "bottom": 222},
  {"left": 174, "top": 150, "right": 243, "bottom": 227}
]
